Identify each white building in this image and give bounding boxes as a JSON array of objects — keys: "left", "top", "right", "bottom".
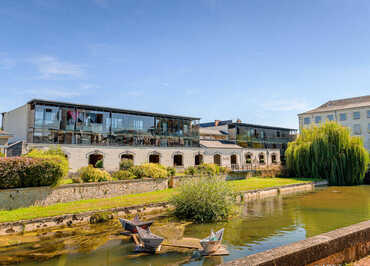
[{"left": 298, "top": 95, "right": 370, "bottom": 150}]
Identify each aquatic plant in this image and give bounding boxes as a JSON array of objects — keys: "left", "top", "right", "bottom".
[
  {"left": 285, "top": 122, "right": 369, "bottom": 185},
  {"left": 170, "top": 176, "right": 235, "bottom": 223}
]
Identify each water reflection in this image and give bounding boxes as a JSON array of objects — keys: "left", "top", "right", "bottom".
[{"left": 1, "top": 186, "right": 369, "bottom": 266}]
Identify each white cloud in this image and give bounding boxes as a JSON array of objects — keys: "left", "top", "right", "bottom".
[
  {"left": 261, "top": 99, "right": 310, "bottom": 112},
  {"left": 30, "top": 56, "right": 85, "bottom": 79},
  {"left": 25, "top": 88, "right": 82, "bottom": 99}
]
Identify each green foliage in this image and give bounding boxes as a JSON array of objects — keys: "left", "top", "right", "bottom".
[
  {"left": 184, "top": 166, "right": 197, "bottom": 176},
  {"left": 112, "top": 170, "right": 136, "bottom": 180},
  {"left": 286, "top": 122, "right": 369, "bottom": 185},
  {"left": 89, "top": 212, "right": 113, "bottom": 224},
  {"left": 128, "top": 165, "right": 145, "bottom": 179},
  {"left": 170, "top": 176, "right": 235, "bottom": 223},
  {"left": 119, "top": 159, "right": 134, "bottom": 170},
  {"left": 0, "top": 152, "right": 4, "bottom": 158},
  {"left": 25, "top": 146, "right": 69, "bottom": 178},
  {"left": 95, "top": 159, "right": 104, "bottom": 169},
  {"left": 0, "top": 157, "right": 63, "bottom": 189},
  {"left": 166, "top": 166, "right": 176, "bottom": 177},
  {"left": 78, "top": 165, "right": 112, "bottom": 182},
  {"left": 140, "top": 163, "right": 168, "bottom": 178},
  {"left": 196, "top": 163, "right": 220, "bottom": 176}
]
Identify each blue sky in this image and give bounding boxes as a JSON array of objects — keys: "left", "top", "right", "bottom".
[{"left": 0, "top": 0, "right": 369, "bottom": 129}]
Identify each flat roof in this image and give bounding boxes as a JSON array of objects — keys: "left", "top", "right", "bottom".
[
  {"left": 231, "top": 122, "right": 297, "bottom": 131},
  {"left": 27, "top": 99, "right": 201, "bottom": 120}
]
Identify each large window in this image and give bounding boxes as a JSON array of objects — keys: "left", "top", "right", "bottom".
[
  {"left": 76, "top": 109, "right": 110, "bottom": 133},
  {"left": 304, "top": 117, "right": 311, "bottom": 125},
  {"left": 315, "top": 116, "right": 321, "bottom": 123},
  {"left": 339, "top": 113, "right": 347, "bottom": 121},
  {"left": 34, "top": 105, "right": 60, "bottom": 129},
  {"left": 353, "top": 124, "right": 361, "bottom": 135},
  {"left": 327, "top": 114, "right": 334, "bottom": 121},
  {"left": 368, "top": 110, "right": 370, "bottom": 118},
  {"left": 353, "top": 111, "right": 360, "bottom": 120}
]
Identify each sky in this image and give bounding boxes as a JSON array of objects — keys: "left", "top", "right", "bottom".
[{"left": 0, "top": 0, "right": 370, "bottom": 129}]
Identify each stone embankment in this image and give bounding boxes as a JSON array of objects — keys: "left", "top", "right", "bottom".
[
  {"left": 0, "top": 181, "right": 323, "bottom": 235},
  {"left": 223, "top": 219, "right": 370, "bottom": 266}
]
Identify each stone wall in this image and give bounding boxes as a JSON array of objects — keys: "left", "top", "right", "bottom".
[
  {"left": 0, "top": 178, "right": 168, "bottom": 210},
  {"left": 223, "top": 219, "right": 370, "bottom": 266}
]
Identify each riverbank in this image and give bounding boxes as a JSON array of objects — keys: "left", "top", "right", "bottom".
[{"left": 0, "top": 177, "right": 320, "bottom": 234}]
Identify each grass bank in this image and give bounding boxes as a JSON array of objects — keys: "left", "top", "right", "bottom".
[{"left": 0, "top": 177, "right": 317, "bottom": 223}]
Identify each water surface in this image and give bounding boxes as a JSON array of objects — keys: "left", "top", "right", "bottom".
[{"left": 1, "top": 186, "right": 369, "bottom": 266}]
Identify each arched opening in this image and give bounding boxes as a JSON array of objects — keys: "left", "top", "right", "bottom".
[
  {"left": 271, "top": 153, "right": 277, "bottom": 164},
  {"left": 214, "top": 154, "right": 221, "bottom": 166},
  {"left": 121, "top": 153, "right": 134, "bottom": 161},
  {"left": 245, "top": 153, "right": 252, "bottom": 164},
  {"left": 149, "top": 154, "right": 160, "bottom": 164},
  {"left": 259, "top": 153, "right": 265, "bottom": 164},
  {"left": 231, "top": 154, "right": 237, "bottom": 165},
  {"left": 173, "top": 154, "right": 183, "bottom": 167},
  {"left": 195, "top": 154, "right": 203, "bottom": 166},
  {"left": 89, "top": 153, "right": 103, "bottom": 168}
]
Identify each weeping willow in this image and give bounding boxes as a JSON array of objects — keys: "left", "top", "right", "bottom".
[{"left": 286, "top": 122, "right": 369, "bottom": 185}]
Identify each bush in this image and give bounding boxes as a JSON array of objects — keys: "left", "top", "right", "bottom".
[
  {"left": 196, "top": 163, "right": 220, "bottom": 176},
  {"left": 0, "top": 152, "right": 4, "bottom": 158},
  {"left": 78, "top": 165, "right": 112, "bottom": 183},
  {"left": 170, "top": 176, "right": 235, "bottom": 223},
  {"left": 0, "top": 157, "right": 63, "bottom": 189},
  {"left": 219, "top": 166, "right": 230, "bottom": 175},
  {"left": 112, "top": 170, "right": 136, "bottom": 180},
  {"left": 95, "top": 159, "right": 104, "bottom": 169},
  {"left": 119, "top": 159, "right": 134, "bottom": 170},
  {"left": 185, "top": 166, "right": 197, "bottom": 176},
  {"left": 286, "top": 122, "right": 369, "bottom": 185},
  {"left": 128, "top": 165, "right": 145, "bottom": 179},
  {"left": 140, "top": 163, "right": 168, "bottom": 178},
  {"left": 167, "top": 166, "right": 176, "bottom": 177},
  {"left": 25, "top": 146, "right": 69, "bottom": 178}
]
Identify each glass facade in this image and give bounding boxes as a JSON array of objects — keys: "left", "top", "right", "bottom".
[
  {"left": 31, "top": 103, "right": 200, "bottom": 147},
  {"left": 327, "top": 114, "right": 334, "bottom": 121}
]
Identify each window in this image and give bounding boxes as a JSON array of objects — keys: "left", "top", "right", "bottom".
[
  {"left": 339, "top": 113, "right": 347, "bottom": 121},
  {"left": 367, "top": 110, "right": 370, "bottom": 118},
  {"left": 368, "top": 123, "right": 370, "bottom": 133},
  {"left": 259, "top": 154, "right": 265, "bottom": 164},
  {"left": 315, "top": 116, "right": 321, "bottom": 123},
  {"left": 304, "top": 117, "right": 311, "bottom": 125},
  {"left": 276, "top": 131, "right": 280, "bottom": 137},
  {"left": 271, "top": 154, "right": 277, "bottom": 164},
  {"left": 327, "top": 114, "right": 334, "bottom": 121},
  {"left": 353, "top": 124, "right": 361, "bottom": 135},
  {"left": 353, "top": 111, "right": 360, "bottom": 120}
]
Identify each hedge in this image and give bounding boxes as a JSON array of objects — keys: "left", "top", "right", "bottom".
[{"left": 0, "top": 157, "right": 63, "bottom": 189}]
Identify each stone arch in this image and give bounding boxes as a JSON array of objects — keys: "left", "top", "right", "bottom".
[
  {"left": 119, "top": 151, "right": 135, "bottom": 161},
  {"left": 172, "top": 151, "right": 184, "bottom": 167},
  {"left": 245, "top": 152, "right": 253, "bottom": 164},
  {"left": 194, "top": 153, "right": 203, "bottom": 166},
  {"left": 214, "top": 154, "right": 222, "bottom": 166},
  {"left": 86, "top": 150, "right": 104, "bottom": 168},
  {"left": 258, "top": 153, "right": 265, "bottom": 164},
  {"left": 148, "top": 151, "right": 161, "bottom": 164},
  {"left": 271, "top": 153, "right": 278, "bottom": 164},
  {"left": 230, "top": 154, "right": 238, "bottom": 165}
]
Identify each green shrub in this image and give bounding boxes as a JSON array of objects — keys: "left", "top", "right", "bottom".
[
  {"left": 112, "top": 170, "right": 135, "bottom": 180},
  {"left": 89, "top": 212, "right": 113, "bottom": 224},
  {"left": 0, "top": 152, "right": 4, "bottom": 158},
  {"left": 196, "top": 163, "right": 220, "bottom": 176},
  {"left": 119, "top": 159, "right": 134, "bottom": 170},
  {"left": 25, "top": 146, "right": 69, "bottom": 178},
  {"left": 95, "top": 159, "right": 104, "bottom": 169},
  {"left": 286, "top": 122, "right": 369, "bottom": 185},
  {"left": 78, "top": 165, "right": 112, "bottom": 183},
  {"left": 167, "top": 166, "right": 176, "bottom": 177},
  {"left": 0, "top": 157, "right": 63, "bottom": 189},
  {"left": 170, "top": 176, "right": 234, "bottom": 223},
  {"left": 128, "top": 165, "right": 145, "bottom": 179},
  {"left": 219, "top": 166, "right": 230, "bottom": 175},
  {"left": 140, "top": 163, "right": 168, "bottom": 178},
  {"left": 185, "top": 166, "right": 197, "bottom": 176}
]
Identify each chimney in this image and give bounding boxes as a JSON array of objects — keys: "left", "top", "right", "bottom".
[{"left": 215, "top": 120, "right": 221, "bottom": 126}]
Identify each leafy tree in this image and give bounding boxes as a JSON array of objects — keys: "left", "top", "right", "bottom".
[{"left": 285, "top": 122, "right": 369, "bottom": 185}]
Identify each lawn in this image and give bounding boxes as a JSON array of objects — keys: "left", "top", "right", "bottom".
[{"left": 0, "top": 177, "right": 317, "bottom": 223}]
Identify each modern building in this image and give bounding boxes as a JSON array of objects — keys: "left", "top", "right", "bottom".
[
  {"left": 0, "top": 130, "right": 12, "bottom": 156},
  {"left": 2, "top": 100, "right": 282, "bottom": 172},
  {"left": 199, "top": 120, "right": 297, "bottom": 165},
  {"left": 298, "top": 95, "right": 370, "bottom": 150}
]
